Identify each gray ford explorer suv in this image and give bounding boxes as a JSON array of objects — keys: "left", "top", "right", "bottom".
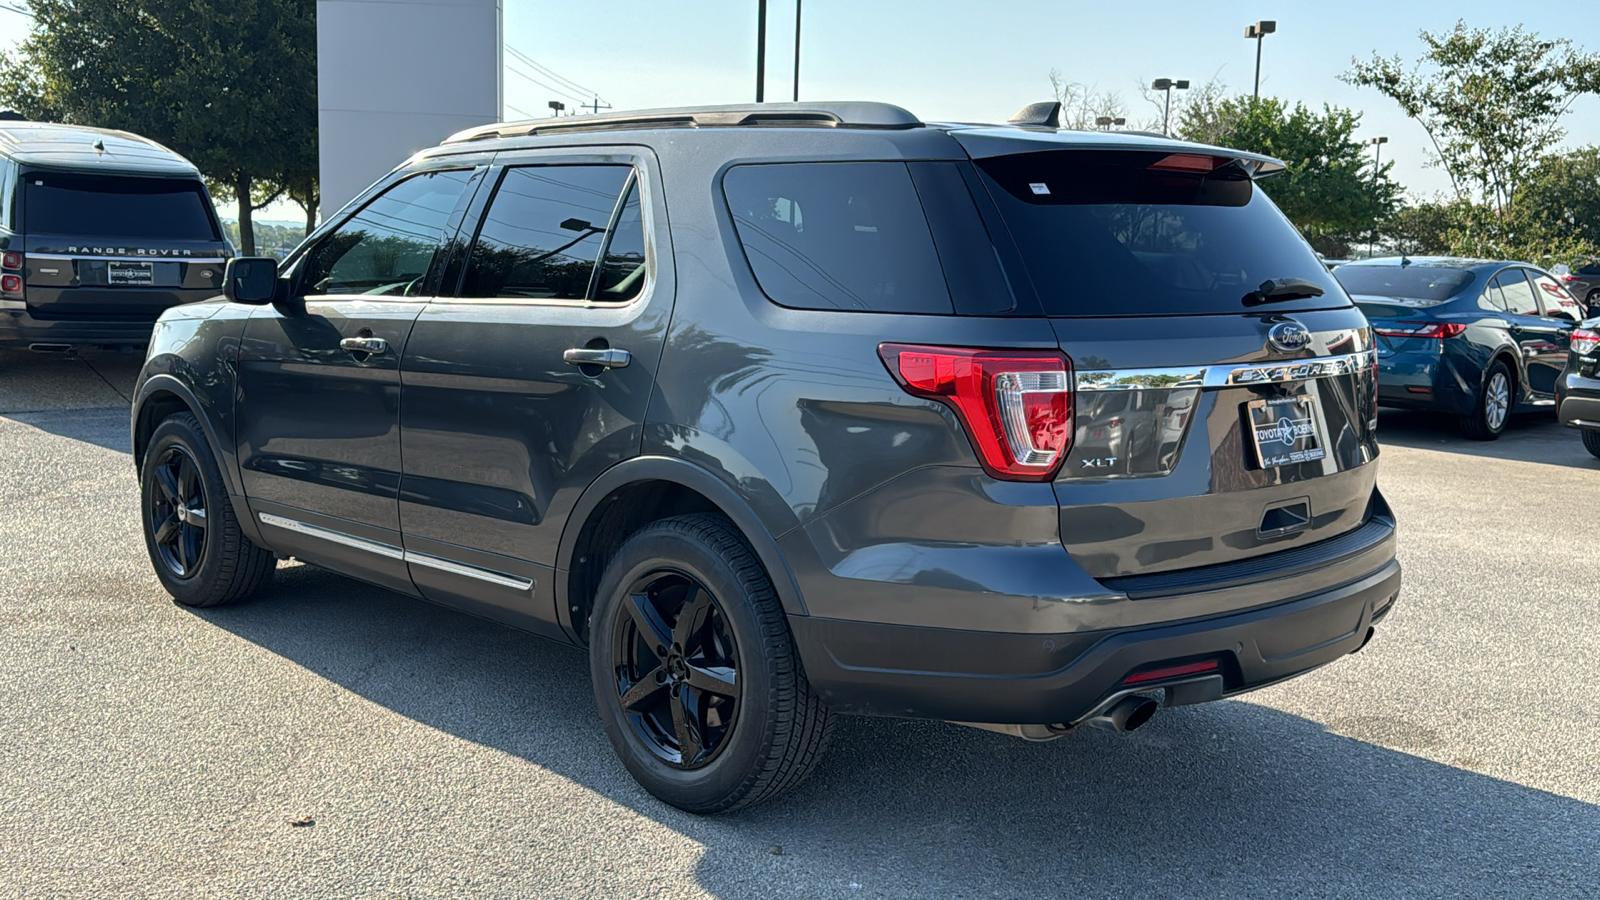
[
  {"left": 0, "top": 122, "right": 230, "bottom": 353},
  {"left": 130, "top": 102, "right": 1400, "bottom": 813}
]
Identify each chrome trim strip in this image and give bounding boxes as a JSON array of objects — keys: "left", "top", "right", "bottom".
[
  {"left": 0, "top": 299, "right": 24, "bottom": 310},
  {"left": 255, "top": 512, "right": 532, "bottom": 591},
  {"left": 1075, "top": 351, "right": 1374, "bottom": 391},
  {"left": 257, "top": 512, "right": 405, "bottom": 559},
  {"left": 403, "top": 551, "right": 534, "bottom": 591},
  {"left": 27, "top": 253, "right": 228, "bottom": 264}
]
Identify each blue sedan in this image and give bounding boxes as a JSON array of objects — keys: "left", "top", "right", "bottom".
[{"left": 1334, "top": 257, "right": 1585, "bottom": 440}]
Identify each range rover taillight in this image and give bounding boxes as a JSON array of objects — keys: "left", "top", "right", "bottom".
[
  {"left": 1573, "top": 328, "right": 1600, "bottom": 356},
  {"left": 1, "top": 251, "right": 20, "bottom": 296},
  {"left": 879, "top": 343, "right": 1074, "bottom": 481}
]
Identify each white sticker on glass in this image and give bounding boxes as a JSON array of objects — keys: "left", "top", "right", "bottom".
[{"left": 1029, "top": 183, "right": 1050, "bottom": 195}]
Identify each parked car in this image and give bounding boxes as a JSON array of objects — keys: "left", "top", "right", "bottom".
[
  {"left": 132, "top": 101, "right": 1400, "bottom": 813},
  {"left": 0, "top": 122, "right": 230, "bottom": 353},
  {"left": 1555, "top": 316, "right": 1600, "bottom": 458},
  {"left": 1335, "top": 256, "right": 1584, "bottom": 439},
  {"left": 1553, "top": 261, "right": 1600, "bottom": 316}
]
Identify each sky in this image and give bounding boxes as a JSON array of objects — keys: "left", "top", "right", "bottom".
[{"left": 2, "top": 1, "right": 1597, "bottom": 214}]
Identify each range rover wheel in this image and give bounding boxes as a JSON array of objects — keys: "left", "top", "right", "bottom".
[
  {"left": 1583, "top": 429, "right": 1600, "bottom": 460},
  {"left": 140, "top": 412, "right": 274, "bottom": 607},
  {"left": 1460, "top": 361, "right": 1512, "bottom": 441},
  {"left": 589, "top": 514, "right": 833, "bottom": 813}
]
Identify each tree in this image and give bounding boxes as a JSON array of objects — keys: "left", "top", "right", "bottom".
[
  {"left": 1346, "top": 21, "right": 1600, "bottom": 214},
  {"left": 1176, "top": 96, "right": 1403, "bottom": 257},
  {"left": 1518, "top": 147, "right": 1600, "bottom": 248},
  {"left": 0, "top": 0, "right": 318, "bottom": 254},
  {"left": 1047, "top": 70, "right": 1127, "bottom": 130}
]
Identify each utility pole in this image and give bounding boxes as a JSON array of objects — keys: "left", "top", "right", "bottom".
[
  {"left": 583, "top": 96, "right": 612, "bottom": 115},
  {"left": 1368, "top": 136, "right": 1389, "bottom": 258},
  {"left": 792, "top": 0, "right": 802, "bottom": 102},
  {"left": 1152, "top": 78, "right": 1189, "bottom": 136},
  {"left": 1245, "top": 21, "right": 1276, "bottom": 101},
  {"left": 755, "top": 0, "right": 768, "bottom": 102}
]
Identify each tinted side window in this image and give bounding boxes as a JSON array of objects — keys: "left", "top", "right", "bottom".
[
  {"left": 1529, "top": 270, "right": 1582, "bottom": 318},
  {"left": 461, "top": 165, "right": 631, "bottom": 300},
  {"left": 593, "top": 177, "right": 646, "bottom": 302},
  {"left": 724, "top": 162, "right": 954, "bottom": 314},
  {"left": 1494, "top": 270, "right": 1540, "bottom": 315},
  {"left": 302, "top": 169, "right": 473, "bottom": 296}
]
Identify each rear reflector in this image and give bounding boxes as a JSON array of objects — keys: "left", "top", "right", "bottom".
[
  {"left": 1372, "top": 321, "right": 1467, "bottom": 339},
  {"left": 1405, "top": 386, "right": 1433, "bottom": 394},
  {"left": 879, "top": 343, "right": 1074, "bottom": 481},
  {"left": 1149, "top": 153, "right": 1221, "bottom": 173},
  {"left": 1122, "top": 659, "right": 1220, "bottom": 685},
  {"left": 1574, "top": 328, "right": 1600, "bottom": 355}
]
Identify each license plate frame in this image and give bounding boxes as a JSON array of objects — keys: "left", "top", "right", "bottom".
[
  {"left": 1244, "top": 395, "right": 1327, "bottom": 469},
  {"left": 108, "top": 261, "right": 154, "bottom": 286}
]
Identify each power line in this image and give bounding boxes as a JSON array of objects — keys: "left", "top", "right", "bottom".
[
  {"left": 0, "top": 3, "right": 33, "bottom": 16},
  {"left": 505, "top": 45, "right": 602, "bottom": 101},
  {"left": 505, "top": 62, "right": 587, "bottom": 105}
]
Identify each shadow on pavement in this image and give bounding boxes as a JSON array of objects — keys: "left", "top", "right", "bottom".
[
  {"left": 1377, "top": 408, "right": 1599, "bottom": 469},
  {"left": 197, "top": 564, "right": 1600, "bottom": 899}
]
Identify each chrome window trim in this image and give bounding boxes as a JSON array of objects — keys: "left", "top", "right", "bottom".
[
  {"left": 1075, "top": 351, "right": 1374, "bottom": 391},
  {"left": 28, "top": 253, "right": 228, "bottom": 264},
  {"left": 257, "top": 512, "right": 533, "bottom": 591}
]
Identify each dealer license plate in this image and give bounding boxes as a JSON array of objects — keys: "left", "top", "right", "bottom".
[
  {"left": 108, "top": 261, "right": 154, "bottom": 286},
  {"left": 1245, "top": 396, "right": 1327, "bottom": 468}
]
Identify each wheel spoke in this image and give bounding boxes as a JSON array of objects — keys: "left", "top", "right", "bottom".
[
  {"left": 672, "top": 584, "right": 712, "bottom": 652},
  {"left": 179, "top": 458, "right": 199, "bottom": 503},
  {"left": 619, "top": 672, "right": 668, "bottom": 712},
  {"left": 683, "top": 663, "right": 738, "bottom": 700},
  {"left": 670, "top": 687, "right": 704, "bottom": 764},
  {"left": 624, "top": 592, "right": 674, "bottom": 660},
  {"left": 154, "top": 464, "right": 180, "bottom": 503},
  {"left": 185, "top": 507, "right": 207, "bottom": 530},
  {"left": 181, "top": 526, "right": 202, "bottom": 572},
  {"left": 153, "top": 515, "right": 180, "bottom": 545}
]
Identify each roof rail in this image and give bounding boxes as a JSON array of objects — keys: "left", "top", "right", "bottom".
[{"left": 444, "top": 101, "right": 922, "bottom": 144}]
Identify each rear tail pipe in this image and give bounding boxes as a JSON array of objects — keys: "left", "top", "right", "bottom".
[{"left": 1093, "top": 694, "right": 1160, "bottom": 733}]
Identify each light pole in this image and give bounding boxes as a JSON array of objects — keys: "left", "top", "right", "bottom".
[
  {"left": 1095, "top": 116, "right": 1126, "bottom": 131},
  {"left": 1245, "top": 21, "right": 1276, "bottom": 100},
  {"left": 755, "top": 0, "right": 768, "bottom": 102},
  {"left": 1152, "top": 78, "right": 1189, "bottom": 136},
  {"left": 547, "top": 100, "right": 565, "bottom": 117},
  {"left": 792, "top": 0, "right": 802, "bottom": 102},
  {"left": 1368, "top": 136, "right": 1388, "bottom": 257}
]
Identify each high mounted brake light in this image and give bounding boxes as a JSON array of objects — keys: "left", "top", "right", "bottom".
[
  {"left": 879, "top": 344, "right": 1074, "bottom": 481},
  {"left": 1149, "top": 153, "right": 1222, "bottom": 173}
]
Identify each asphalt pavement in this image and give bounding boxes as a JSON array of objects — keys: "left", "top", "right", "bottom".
[{"left": 1, "top": 348, "right": 1597, "bottom": 899}]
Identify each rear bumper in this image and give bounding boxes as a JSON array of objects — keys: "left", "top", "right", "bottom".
[
  {"left": 1375, "top": 348, "right": 1475, "bottom": 414},
  {"left": 1558, "top": 370, "right": 1600, "bottom": 428},
  {"left": 792, "top": 557, "right": 1400, "bottom": 725},
  {"left": 0, "top": 308, "right": 166, "bottom": 347}
]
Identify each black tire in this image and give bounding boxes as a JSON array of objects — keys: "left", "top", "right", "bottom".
[
  {"left": 1583, "top": 429, "right": 1600, "bottom": 460},
  {"left": 1586, "top": 290, "right": 1599, "bottom": 317},
  {"left": 1459, "top": 360, "right": 1513, "bottom": 441},
  {"left": 589, "top": 514, "right": 833, "bottom": 813},
  {"left": 140, "top": 412, "right": 275, "bottom": 607}
]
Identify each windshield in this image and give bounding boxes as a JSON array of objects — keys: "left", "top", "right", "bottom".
[
  {"left": 23, "top": 172, "right": 218, "bottom": 241},
  {"left": 974, "top": 149, "right": 1346, "bottom": 317},
  {"left": 1334, "top": 265, "right": 1474, "bottom": 302}
]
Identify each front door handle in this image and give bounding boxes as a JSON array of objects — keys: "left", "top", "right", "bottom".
[
  {"left": 563, "top": 347, "right": 631, "bottom": 369},
  {"left": 339, "top": 336, "right": 389, "bottom": 355}
]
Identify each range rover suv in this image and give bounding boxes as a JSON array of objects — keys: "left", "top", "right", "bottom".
[
  {"left": 0, "top": 122, "right": 229, "bottom": 352},
  {"left": 131, "top": 102, "right": 1400, "bottom": 813}
]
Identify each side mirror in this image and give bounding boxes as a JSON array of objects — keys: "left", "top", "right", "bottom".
[{"left": 223, "top": 257, "right": 279, "bottom": 305}]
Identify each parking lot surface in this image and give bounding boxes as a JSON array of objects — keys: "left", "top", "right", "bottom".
[{"left": 2, "top": 350, "right": 1597, "bottom": 899}]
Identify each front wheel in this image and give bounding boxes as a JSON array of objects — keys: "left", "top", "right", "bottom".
[
  {"left": 140, "top": 412, "right": 275, "bottom": 606},
  {"left": 1459, "top": 361, "right": 1513, "bottom": 441},
  {"left": 1583, "top": 429, "right": 1600, "bottom": 460},
  {"left": 589, "top": 514, "right": 833, "bottom": 813}
]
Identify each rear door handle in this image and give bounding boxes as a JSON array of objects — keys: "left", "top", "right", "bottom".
[
  {"left": 563, "top": 347, "right": 631, "bottom": 369},
  {"left": 339, "top": 336, "right": 389, "bottom": 355}
]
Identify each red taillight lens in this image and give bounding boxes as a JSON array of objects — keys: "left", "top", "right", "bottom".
[
  {"left": 1, "top": 252, "right": 20, "bottom": 270},
  {"left": 880, "top": 343, "right": 1074, "bottom": 481},
  {"left": 1573, "top": 328, "right": 1600, "bottom": 355},
  {"left": 1, "top": 274, "right": 21, "bottom": 294},
  {"left": 1371, "top": 321, "right": 1467, "bottom": 339}
]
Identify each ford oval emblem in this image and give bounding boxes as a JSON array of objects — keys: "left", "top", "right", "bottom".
[{"left": 1268, "top": 320, "right": 1312, "bottom": 353}]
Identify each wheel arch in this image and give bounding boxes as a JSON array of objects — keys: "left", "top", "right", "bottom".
[
  {"left": 132, "top": 374, "right": 262, "bottom": 545},
  {"left": 556, "top": 456, "right": 808, "bottom": 644}
]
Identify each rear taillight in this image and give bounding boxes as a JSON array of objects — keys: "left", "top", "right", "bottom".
[
  {"left": 2, "top": 251, "right": 21, "bottom": 270},
  {"left": 879, "top": 343, "right": 1074, "bottom": 481},
  {"left": 1372, "top": 321, "right": 1467, "bottom": 339},
  {"left": 1, "top": 251, "right": 20, "bottom": 297},
  {"left": 1573, "top": 329, "right": 1600, "bottom": 355}
]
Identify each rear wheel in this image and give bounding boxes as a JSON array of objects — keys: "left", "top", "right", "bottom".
[
  {"left": 1586, "top": 290, "right": 1599, "bottom": 317},
  {"left": 140, "top": 412, "right": 275, "bottom": 606},
  {"left": 589, "top": 514, "right": 833, "bottom": 813},
  {"left": 1583, "top": 429, "right": 1600, "bottom": 460},
  {"left": 1460, "top": 361, "right": 1512, "bottom": 441}
]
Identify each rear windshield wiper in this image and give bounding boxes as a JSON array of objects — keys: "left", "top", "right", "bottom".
[{"left": 1243, "top": 277, "right": 1326, "bottom": 307}]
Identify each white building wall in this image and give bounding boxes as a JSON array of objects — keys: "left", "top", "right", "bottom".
[{"left": 317, "top": 0, "right": 502, "bottom": 216}]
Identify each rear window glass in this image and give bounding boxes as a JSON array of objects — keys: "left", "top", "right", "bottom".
[
  {"left": 1334, "top": 265, "right": 1474, "bottom": 302},
  {"left": 24, "top": 172, "right": 217, "bottom": 241},
  {"left": 723, "top": 162, "right": 953, "bottom": 314},
  {"left": 974, "top": 150, "right": 1346, "bottom": 317}
]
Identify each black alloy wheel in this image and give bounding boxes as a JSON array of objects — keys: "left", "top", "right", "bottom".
[
  {"left": 148, "top": 445, "right": 208, "bottom": 579},
  {"left": 612, "top": 569, "right": 742, "bottom": 769}
]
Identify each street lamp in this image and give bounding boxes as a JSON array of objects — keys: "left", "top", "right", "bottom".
[
  {"left": 1368, "top": 136, "right": 1389, "bottom": 257},
  {"left": 1245, "top": 20, "right": 1276, "bottom": 100},
  {"left": 1095, "top": 116, "right": 1126, "bottom": 131},
  {"left": 547, "top": 100, "right": 565, "bottom": 117},
  {"left": 1151, "top": 78, "right": 1189, "bottom": 136}
]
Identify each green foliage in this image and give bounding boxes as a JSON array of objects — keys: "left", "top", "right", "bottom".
[
  {"left": 0, "top": 0, "right": 318, "bottom": 254},
  {"left": 219, "top": 220, "right": 305, "bottom": 260},
  {"left": 1386, "top": 195, "right": 1600, "bottom": 270},
  {"left": 1346, "top": 21, "right": 1600, "bottom": 214},
  {"left": 1518, "top": 147, "right": 1600, "bottom": 247},
  {"left": 1177, "top": 96, "right": 1401, "bottom": 257}
]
